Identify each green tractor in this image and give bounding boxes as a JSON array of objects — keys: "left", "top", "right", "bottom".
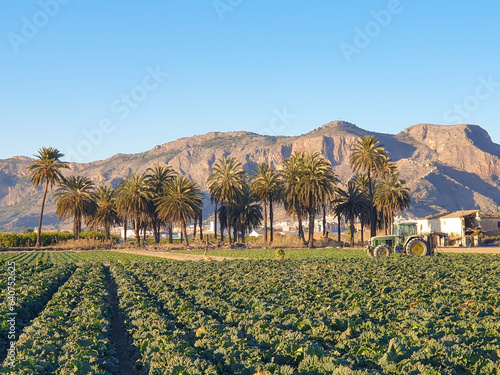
[{"left": 366, "top": 222, "right": 435, "bottom": 258}]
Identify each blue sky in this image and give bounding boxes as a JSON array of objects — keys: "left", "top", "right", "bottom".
[{"left": 1, "top": 1, "right": 500, "bottom": 162}]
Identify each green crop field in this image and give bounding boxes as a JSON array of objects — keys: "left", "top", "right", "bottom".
[
  {"left": 0, "top": 250, "right": 167, "bottom": 264},
  {"left": 1, "top": 253, "right": 499, "bottom": 374}
]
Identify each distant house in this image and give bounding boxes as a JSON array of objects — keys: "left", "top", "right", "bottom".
[
  {"left": 478, "top": 212, "right": 500, "bottom": 235},
  {"left": 416, "top": 210, "right": 500, "bottom": 238}
]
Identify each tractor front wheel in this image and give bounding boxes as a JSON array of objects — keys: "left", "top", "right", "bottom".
[
  {"left": 373, "top": 244, "right": 392, "bottom": 257},
  {"left": 406, "top": 239, "right": 429, "bottom": 256}
]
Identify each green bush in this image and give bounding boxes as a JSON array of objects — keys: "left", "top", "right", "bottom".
[
  {"left": 0, "top": 231, "right": 74, "bottom": 247},
  {"left": 275, "top": 248, "right": 285, "bottom": 260}
]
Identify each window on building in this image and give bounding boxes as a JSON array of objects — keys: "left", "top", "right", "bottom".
[{"left": 497, "top": 221, "right": 500, "bottom": 229}]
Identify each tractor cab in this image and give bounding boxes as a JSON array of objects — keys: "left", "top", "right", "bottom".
[{"left": 393, "top": 222, "right": 417, "bottom": 243}]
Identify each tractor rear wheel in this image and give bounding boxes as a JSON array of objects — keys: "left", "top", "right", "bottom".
[
  {"left": 373, "top": 244, "right": 392, "bottom": 257},
  {"left": 406, "top": 238, "right": 429, "bottom": 256}
]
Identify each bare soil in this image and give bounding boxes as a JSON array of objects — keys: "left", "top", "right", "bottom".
[
  {"left": 105, "top": 266, "right": 135, "bottom": 375},
  {"left": 110, "top": 248, "right": 249, "bottom": 261}
]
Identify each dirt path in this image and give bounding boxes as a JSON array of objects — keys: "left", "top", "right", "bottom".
[
  {"left": 436, "top": 246, "right": 500, "bottom": 254},
  {"left": 104, "top": 266, "right": 135, "bottom": 375},
  {"left": 110, "top": 248, "right": 249, "bottom": 261}
]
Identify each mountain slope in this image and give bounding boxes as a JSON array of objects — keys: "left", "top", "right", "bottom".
[{"left": 1, "top": 122, "right": 500, "bottom": 232}]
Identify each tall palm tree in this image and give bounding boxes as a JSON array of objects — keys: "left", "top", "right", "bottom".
[
  {"left": 27, "top": 147, "right": 69, "bottom": 247},
  {"left": 300, "top": 152, "right": 338, "bottom": 248},
  {"left": 219, "top": 186, "right": 263, "bottom": 243},
  {"left": 156, "top": 176, "right": 203, "bottom": 246},
  {"left": 334, "top": 181, "right": 370, "bottom": 246},
  {"left": 282, "top": 152, "right": 307, "bottom": 245},
  {"left": 374, "top": 172, "right": 411, "bottom": 234},
  {"left": 206, "top": 157, "right": 246, "bottom": 246},
  {"left": 352, "top": 173, "right": 373, "bottom": 244},
  {"left": 349, "top": 135, "right": 388, "bottom": 237},
  {"left": 53, "top": 176, "right": 96, "bottom": 239},
  {"left": 115, "top": 173, "right": 153, "bottom": 245},
  {"left": 145, "top": 163, "right": 177, "bottom": 243},
  {"left": 250, "top": 163, "right": 282, "bottom": 243},
  {"left": 88, "top": 185, "right": 118, "bottom": 240}
]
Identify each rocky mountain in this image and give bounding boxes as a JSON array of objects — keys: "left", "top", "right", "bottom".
[{"left": 2, "top": 121, "right": 500, "bottom": 232}]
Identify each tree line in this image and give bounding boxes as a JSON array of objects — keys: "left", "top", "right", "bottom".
[{"left": 27, "top": 136, "right": 410, "bottom": 248}]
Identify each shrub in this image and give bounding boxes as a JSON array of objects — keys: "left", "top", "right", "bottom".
[{"left": 275, "top": 248, "right": 285, "bottom": 260}]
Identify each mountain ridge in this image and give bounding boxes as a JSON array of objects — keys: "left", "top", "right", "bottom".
[{"left": 1, "top": 121, "right": 500, "bottom": 232}]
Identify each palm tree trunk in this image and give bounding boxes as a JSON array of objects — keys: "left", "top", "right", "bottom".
[
  {"left": 227, "top": 205, "right": 232, "bottom": 246},
  {"left": 263, "top": 199, "right": 268, "bottom": 243},
  {"left": 308, "top": 193, "right": 316, "bottom": 248},
  {"left": 322, "top": 204, "right": 326, "bottom": 237},
  {"left": 135, "top": 216, "right": 140, "bottom": 246},
  {"left": 73, "top": 218, "right": 78, "bottom": 240},
  {"left": 269, "top": 196, "right": 274, "bottom": 243},
  {"left": 349, "top": 215, "right": 355, "bottom": 247},
  {"left": 214, "top": 204, "right": 218, "bottom": 241},
  {"left": 183, "top": 220, "right": 189, "bottom": 246},
  {"left": 168, "top": 222, "right": 173, "bottom": 244},
  {"left": 360, "top": 221, "right": 364, "bottom": 245},
  {"left": 76, "top": 214, "right": 82, "bottom": 240},
  {"left": 123, "top": 217, "right": 128, "bottom": 243},
  {"left": 295, "top": 201, "right": 306, "bottom": 245},
  {"left": 367, "top": 171, "right": 376, "bottom": 238},
  {"left": 241, "top": 228, "right": 245, "bottom": 243},
  {"left": 308, "top": 209, "right": 315, "bottom": 248},
  {"left": 193, "top": 219, "right": 197, "bottom": 238},
  {"left": 337, "top": 213, "right": 341, "bottom": 243},
  {"left": 36, "top": 179, "right": 50, "bottom": 247},
  {"left": 105, "top": 224, "right": 111, "bottom": 240},
  {"left": 199, "top": 213, "right": 203, "bottom": 240}
]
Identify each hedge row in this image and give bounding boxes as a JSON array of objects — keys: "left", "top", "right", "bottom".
[{"left": 0, "top": 231, "right": 117, "bottom": 248}]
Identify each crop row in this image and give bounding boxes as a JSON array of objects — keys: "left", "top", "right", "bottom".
[
  {"left": 110, "top": 263, "right": 219, "bottom": 374},
  {"left": 0, "top": 250, "right": 165, "bottom": 264},
  {"left": 0, "top": 261, "right": 76, "bottom": 359},
  {"left": 2, "top": 264, "right": 117, "bottom": 374},
  {"left": 129, "top": 256, "right": 500, "bottom": 374}
]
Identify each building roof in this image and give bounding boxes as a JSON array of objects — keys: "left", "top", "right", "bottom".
[
  {"left": 419, "top": 210, "right": 480, "bottom": 221},
  {"left": 420, "top": 211, "right": 450, "bottom": 220},
  {"left": 440, "top": 210, "right": 479, "bottom": 219},
  {"left": 480, "top": 212, "right": 500, "bottom": 219}
]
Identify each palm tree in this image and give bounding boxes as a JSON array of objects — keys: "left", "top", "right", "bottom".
[
  {"left": 220, "top": 186, "right": 262, "bottom": 243},
  {"left": 349, "top": 135, "right": 388, "bottom": 237},
  {"left": 146, "top": 163, "right": 177, "bottom": 243},
  {"left": 250, "top": 163, "right": 282, "bottom": 243},
  {"left": 115, "top": 173, "right": 153, "bottom": 245},
  {"left": 334, "top": 181, "right": 370, "bottom": 246},
  {"left": 352, "top": 173, "right": 373, "bottom": 244},
  {"left": 206, "top": 157, "right": 246, "bottom": 246},
  {"left": 53, "top": 176, "right": 96, "bottom": 239},
  {"left": 282, "top": 152, "right": 308, "bottom": 245},
  {"left": 88, "top": 185, "right": 118, "bottom": 240},
  {"left": 374, "top": 172, "right": 411, "bottom": 234},
  {"left": 156, "top": 176, "right": 203, "bottom": 246},
  {"left": 27, "top": 147, "right": 69, "bottom": 247},
  {"left": 300, "top": 152, "right": 338, "bottom": 248}
]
